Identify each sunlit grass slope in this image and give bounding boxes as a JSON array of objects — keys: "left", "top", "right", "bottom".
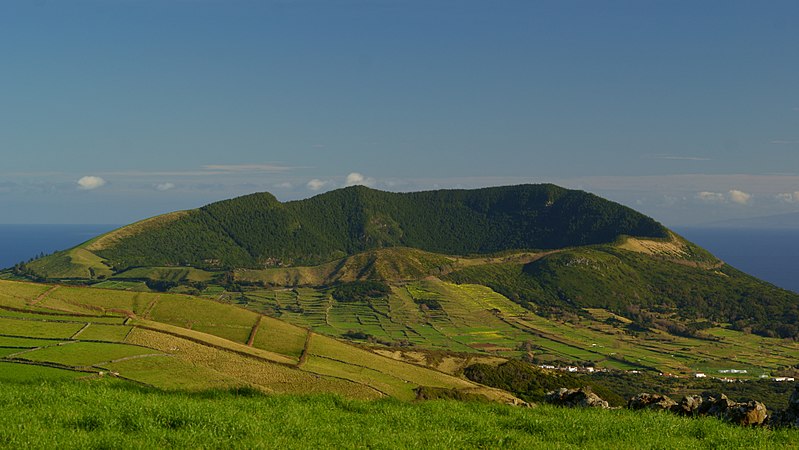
[
  {"left": 0, "top": 279, "right": 507, "bottom": 401},
  {"left": 0, "top": 380, "right": 795, "bottom": 449}
]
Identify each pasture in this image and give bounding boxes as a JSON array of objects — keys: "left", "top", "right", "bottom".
[
  {"left": 0, "top": 380, "right": 796, "bottom": 449},
  {"left": 0, "top": 279, "right": 487, "bottom": 399},
  {"left": 239, "top": 279, "right": 799, "bottom": 378}
]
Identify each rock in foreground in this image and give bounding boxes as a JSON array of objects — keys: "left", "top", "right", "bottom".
[{"left": 546, "top": 387, "right": 609, "bottom": 409}]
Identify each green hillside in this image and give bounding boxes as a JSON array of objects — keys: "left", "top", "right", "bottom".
[
  {"left": 25, "top": 184, "right": 667, "bottom": 276},
  {"left": 444, "top": 245, "right": 799, "bottom": 338},
  {"left": 0, "top": 279, "right": 515, "bottom": 403}
]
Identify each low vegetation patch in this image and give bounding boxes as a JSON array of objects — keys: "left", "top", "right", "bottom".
[{"left": 331, "top": 281, "right": 390, "bottom": 303}]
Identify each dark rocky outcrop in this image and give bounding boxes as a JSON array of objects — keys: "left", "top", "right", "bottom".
[
  {"left": 628, "top": 393, "right": 677, "bottom": 411},
  {"left": 628, "top": 392, "right": 768, "bottom": 427},
  {"left": 727, "top": 401, "right": 768, "bottom": 427},
  {"left": 546, "top": 387, "right": 609, "bottom": 409},
  {"left": 672, "top": 395, "right": 703, "bottom": 416},
  {"left": 699, "top": 393, "right": 739, "bottom": 417}
]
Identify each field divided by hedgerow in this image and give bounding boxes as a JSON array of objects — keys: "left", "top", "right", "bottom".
[
  {"left": 19, "top": 341, "right": 159, "bottom": 367},
  {"left": 0, "top": 279, "right": 494, "bottom": 400},
  {"left": 240, "top": 278, "right": 799, "bottom": 378}
]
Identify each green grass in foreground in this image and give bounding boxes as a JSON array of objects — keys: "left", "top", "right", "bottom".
[{"left": 0, "top": 380, "right": 796, "bottom": 449}]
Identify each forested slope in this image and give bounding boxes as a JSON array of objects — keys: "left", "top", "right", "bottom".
[{"left": 86, "top": 184, "right": 668, "bottom": 271}]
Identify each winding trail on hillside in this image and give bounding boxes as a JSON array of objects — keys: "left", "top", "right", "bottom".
[
  {"left": 296, "top": 330, "right": 313, "bottom": 368},
  {"left": 28, "top": 285, "right": 59, "bottom": 306},
  {"left": 246, "top": 316, "right": 262, "bottom": 347},
  {"left": 140, "top": 296, "right": 160, "bottom": 319}
]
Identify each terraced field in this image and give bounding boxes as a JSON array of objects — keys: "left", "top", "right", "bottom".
[
  {"left": 4, "top": 271, "right": 798, "bottom": 406},
  {"left": 0, "top": 279, "right": 508, "bottom": 402},
  {"left": 239, "top": 279, "right": 799, "bottom": 378}
]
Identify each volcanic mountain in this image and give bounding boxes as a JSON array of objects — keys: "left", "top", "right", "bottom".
[{"left": 23, "top": 184, "right": 799, "bottom": 341}]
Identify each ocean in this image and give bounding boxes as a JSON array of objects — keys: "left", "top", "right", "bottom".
[
  {"left": 0, "top": 224, "right": 796, "bottom": 294},
  {"left": 675, "top": 227, "right": 799, "bottom": 294},
  {"left": 0, "top": 224, "right": 119, "bottom": 269}
]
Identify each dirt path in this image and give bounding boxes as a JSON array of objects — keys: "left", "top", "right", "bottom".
[
  {"left": 3, "top": 347, "right": 45, "bottom": 359},
  {"left": 296, "top": 329, "right": 313, "bottom": 368},
  {"left": 324, "top": 300, "right": 333, "bottom": 327},
  {"left": 70, "top": 323, "right": 91, "bottom": 339},
  {"left": 28, "top": 285, "right": 59, "bottom": 306},
  {"left": 246, "top": 316, "right": 263, "bottom": 347},
  {"left": 140, "top": 296, "right": 161, "bottom": 319},
  {"left": 4, "top": 340, "right": 78, "bottom": 359},
  {"left": 92, "top": 353, "right": 168, "bottom": 366}
]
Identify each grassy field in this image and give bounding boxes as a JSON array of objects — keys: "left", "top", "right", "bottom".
[
  {"left": 19, "top": 341, "right": 160, "bottom": 367},
  {"left": 0, "top": 363, "right": 90, "bottom": 382},
  {"left": 4, "top": 271, "right": 799, "bottom": 397},
  {"left": 0, "top": 279, "right": 491, "bottom": 400},
  {"left": 0, "top": 380, "right": 796, "bottom": 449},
  {"left": 239, "top": 279, "right": 799, "bottom": 378},
  {"left": 3, "top": 274, "right": 799, "bottom": 414},
  {"left": 99, "top": 356, "right": 241, "bottom": 391},
  {"left": 90, "top": 280, "right": 149, "bottom": 291},
  {"left": 24, "top": 247, "right": 114, "bottom": 280},
  {"left": 250, "top": 316, "right": 308, "bottom": 359},
  {"left": 113, "top": 266, "right": 218, "bottom": 284},
  {"left": 0, "top": 316, "right": 86, "bottom": 339},
  {"left": 234, "top": 247, "right": 544, "bottom": 287},
  {"left": 75, "top": 324, "right": 132, "bottom": 342}
]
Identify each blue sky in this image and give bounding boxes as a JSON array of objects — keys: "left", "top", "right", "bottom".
[{"left": 1, "top": 0, "right": 798, "bottom": 226}]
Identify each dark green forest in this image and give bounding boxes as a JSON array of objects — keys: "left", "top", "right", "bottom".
[{"left": 92, "top": 184, "right": 668, "bottom": 270}]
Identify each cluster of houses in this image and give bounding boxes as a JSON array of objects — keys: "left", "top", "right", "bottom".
[
  {"left": 694, "top": 369, "right": 795, "bottom": 382},
  {"left": 537, "top": 364, "right": 608, "bottom": 374},
  {"left": 537, "top": 364, "right": 795, "bottom": 382}
]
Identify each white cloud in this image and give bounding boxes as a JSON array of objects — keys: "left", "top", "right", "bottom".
[
  {"left": 273, "top": 182, "right": 293, "bottom": 189},
  {"left": 306, "top": 179, "right": 329, "bottom": 191},
  {"left": 696, "top": 191, "right": 725, "bottom": 202},
  {"left": 776, "top": 192, "right": 799, "bottom": 203},
  {"left": 345, "top": 172, "right": 376, "bottom": 187},
  {"left": 728, "top": 189, "right": 752, "bottom": 205},
  {"left": 155, "top": 182, "right": 175, "bottom": 191},
  {"left": 696, "top": 189, "right": 751, "bottom": 205},
  {"left": 77, "top": 176, "right": 107, "bottom": 190}
]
